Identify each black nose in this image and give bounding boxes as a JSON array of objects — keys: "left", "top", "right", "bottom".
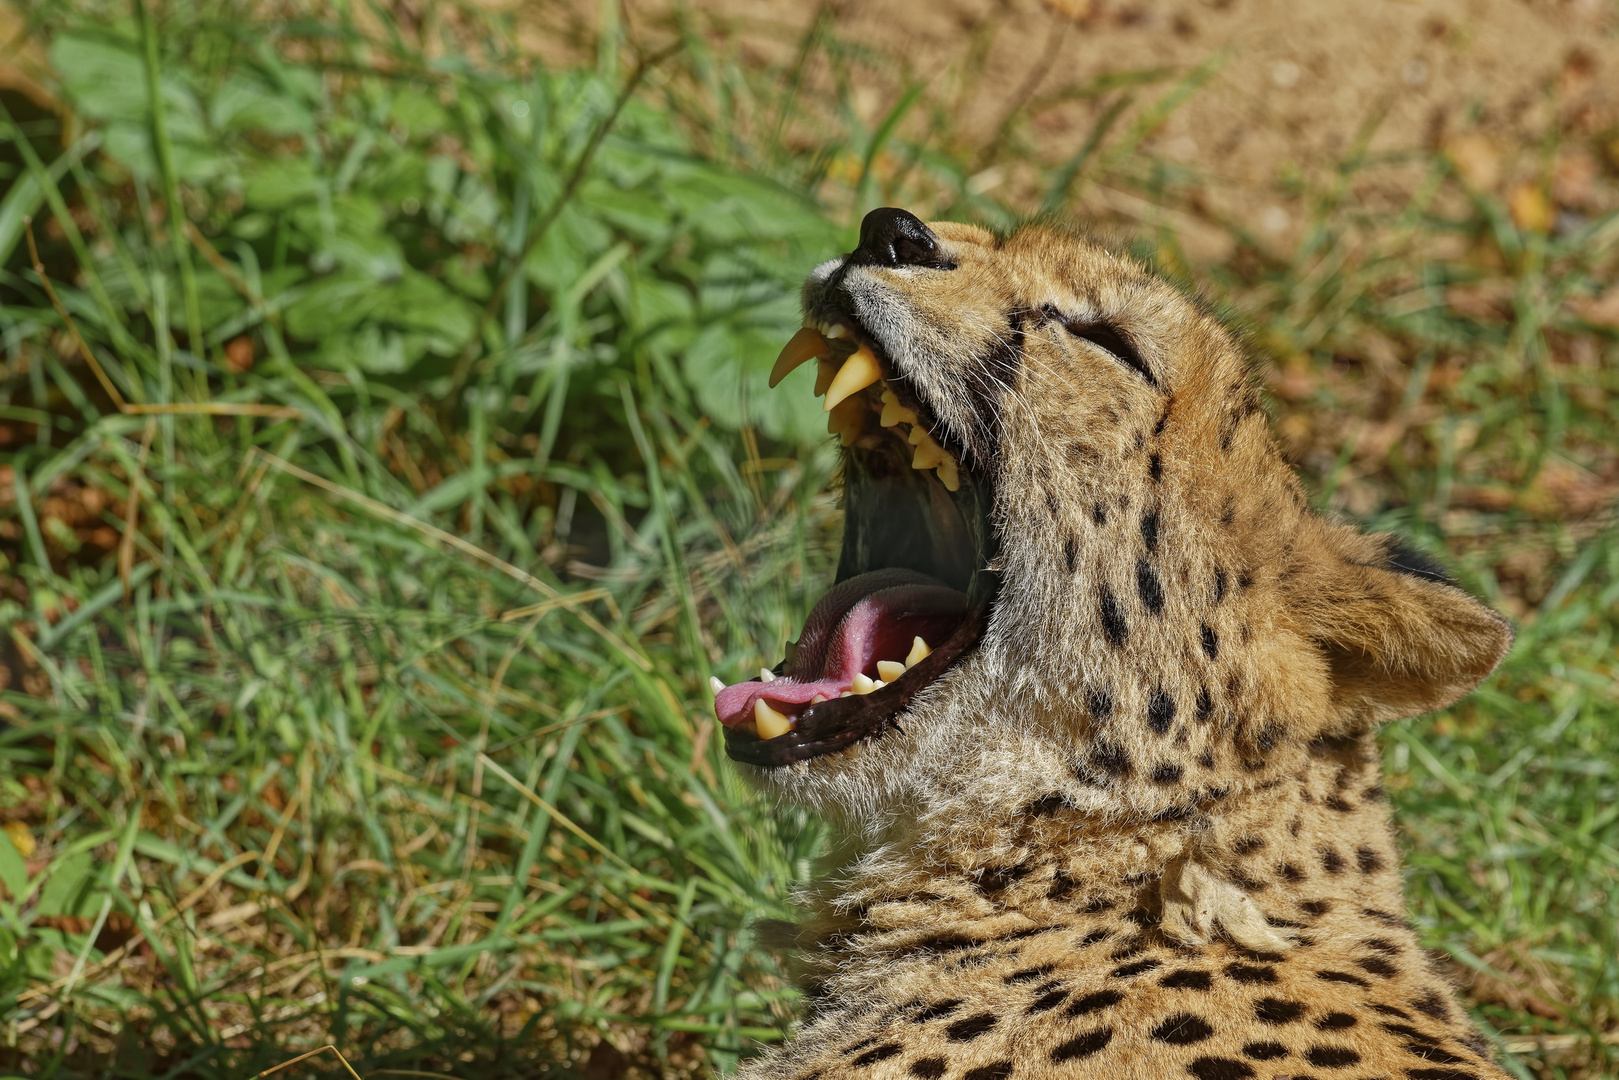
[{"left": 849, "top": 208, "right": 955, "bottom": 270}]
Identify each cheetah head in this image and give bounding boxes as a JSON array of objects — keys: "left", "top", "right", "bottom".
[{"left": 713, "top": 209, "right": 1511, "bottom": 830}]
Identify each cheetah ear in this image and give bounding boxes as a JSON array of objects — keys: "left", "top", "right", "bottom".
[{"left": 1291, "top": 529, "right": 1513, "bottom": 725}]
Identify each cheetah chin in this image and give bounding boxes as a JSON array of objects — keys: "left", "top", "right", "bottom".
[{"left": 719, "top": 210, "right": 1520, "bottom": 1080}]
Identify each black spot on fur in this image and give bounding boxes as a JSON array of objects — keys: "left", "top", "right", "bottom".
[
  {"left": 1093, "top": 502, "right": 1107, "bottom": 524},
  {"left": 976, "top": 864, "right": 1033, "bottom": 893},
  {"left": 1407, "top": 1070, "right": 1480, "bottom": 1080},
  {"left": 852, "top": 1043, "right": 901, "bottom": 1067},
  {"left": 944, "top": 1012, "right": 998, "bottom": 1041},
  {"left": 1094, "top": 741, "right": 1133, "bottom": 775},
  {"left": 1320, "top": 847, "right": 1346, "bottom": 874},
  {"left": 1087, "top": 685, "right": 1114, "bottom": 721},
  {"left": 1242, "top": 1042, "right": 1289, "bottom": 1061},
  {"left": 1065, "top": 536, "right": 1078, "bottom": 572},
  {"left": 1304, "top": 1045, "right": 1361, "bottom": 1068},
  {"left": 1194, "top": 688, "right": 1213, "bottom": 724},
  {"left": 1230, "top": 871, "right": 1268, "bottom": 892},
  {"left": 1364, "top": 784, "right": 1386, "bottom": 801},
  {"left": 1188, "top": 1057, "right": 1256, "bottom": 1080},
  {"left": 1153, "top": 409, "right": 1169, "bottom": 437},
  {"left": 1233, "top": 836, "right": 1265, "bottom": 856},
  {"left": 908, "top": 1058, "right": 946, "bottom": 1079},
  {"left": 1082, "top": 896, "right": 1117, "bottom": 914},
  {"left": 1047, "top": 870, "right": 1078, "bottom": 901},
  {"left": 1161, "top": 969, "right": 1214, "bottom": 990},
  {"left": 1298, "top": 899, "right": 1331, "bottom": 917},
  {"left": 912, "top": 999, "right": 963, "bottom": 1023},
  {"left": 1077, "top": 928, "right": 1113, "bottom": 947},
  {"left": 1149, "top": 452, "right": 1163, "bottom": 482},
  {"left": 1198, "top": 749, "right": 1215, "bottom": 769},
  {"left": 1386, "top": 538, "right": 1454, "bottom": 584},
  {"left": 1316, "top": 1012, "right": 1357, "bottom": 1030},
  {"left": 1141, "top": 510, "right": 1160, "bottom": 552},
  {"left": 1238, "top": 570, "right": 1253, "bottom": 589},
  {"left": 1362, "top": 937, "right": 1403, "bottom": 955},
  {"left": 1064, "top": 990, "right": 1124, "bottom": 1017},
  {"left": 1406, "top": 1043, "right": 1470, "bottom": 1065},
  {"left": 1411, "top": 990, "right": 1452, "bottom": 1022},
  {"left": 1045, "top": 492, "right": 1060, "bottom": 518},
  {"left": 1323, "top": 795, "right": 1355, "bottom": 813},
  {"left": 1369, "top": 1004, "right": 1413, "bottom": 1019},
  {"left": 1220, "top": 496, "right": 1237, "bottom": 526},
  {"left": 913, "top": 934, "right": 986, "bottom": 954},
  {"left": 1099, "top": 586, "right": 1128, "bottom": 646},
  {"left": 1025, "top": 793, "right": 1068, "bottom": 818},
  {"left": 1124, "top": 908, "right": 1158, "bottom": 928},
  {"left": 1137, "top": 559, "right": 1165, "bottom": 614},
  {"left": 1382, "top": 1022, "right": 1440, "bottom": 1043},
  {"left": 962, "top": 1064, "right": 1012, "bottom": 1080},
  {"left": 1278, "top": 862, "right": 1305, "bottom": 882},
  {"left": 1316, "top": 970, "right": 1372, "bottom": 988},
  {"left": 1026, "top": 988, "right": 1069, "bottom": 1014},
  {"left": 1357, "top": 847, "right": 1386, "bottom": 873},
  {"left": 1050, "top": 1027, "right": 1114, "bottom": 1063},
  {"left": 1213, "top": 567, "right": 1228, "bottom": 603},
  {"left": 1111, "top": 958, "right": 1163, "bottom": 978},
  {"left": 1109, "top": 938, "right": 1145, "bottom": 961},
  {"left": 1153, "top": 1013, "right": 1215, "bottom": 1045},
  {"left": 1225, "top": 963, "right": 1278, "bottom": 985},
  {"left": 1151, "top": 763, "right": 1185, "bottom": 785},
  {"left": 1147, "top": 691, "right": 1176, "bottom": 734},
  {"left": 1254, "top": 998, "right": 1308, "bottom": 1024},
  {"left": 1201, "top": 624, "right": 1219, "bottom": 660},
  {"left": 1004, "top": 963, "right": 1057, "bottom": 983},
  {"left": 1364, "top": 907, "right": 1409, "bottom": 926}
]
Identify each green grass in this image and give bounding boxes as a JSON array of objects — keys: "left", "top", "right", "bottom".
[{"left": 1, "top": 2, "right": 1617, "bottom": 1078}]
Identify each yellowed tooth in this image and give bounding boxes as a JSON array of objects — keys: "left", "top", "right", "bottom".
[
  {"left": 936, "top": 457, "right": 961, "bottom": 492},
  {"left": 876, "top": 659, "right": 906, "bottom": 682},
  {"left": 912, "top": 440, "right": 947, "bottom": 471},
  {"left": 754, "top": 698, "right": 793, "bottom": 739},
  {"left": 814, "top": 359, "right": 838, "bottom": 396},
  {"left": 770, "top": 326, "right": 830, "bottom": 388},
  {"left": 810, "top": 693, "right": 828, "bottom": 704},
  {"left": 823, "top": 345, "right": 883, "bottom": 411},
  {"left": 850, "top": 672, "right": 878, "bottom": 695},
  {"left": 905, "top": 636, "right": 931, "bottom": 667},
  {"left": 880, "top": 389, "right": 917, "bottom": 428},
  {"left": 827, "top": 395, "right": 867, "bottom": 446}
]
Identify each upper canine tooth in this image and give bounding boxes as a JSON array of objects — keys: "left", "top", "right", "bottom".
[
  {"left": 753, "top": 698, "right": 793, "bottom": 739},
  {"left": 850, "top": 672, "right": 878, "bottom": 694},
  {"left": 827, "top": 396, "right": 867, "bottom": 446},
  {"left": 822, "top": 345, "right": 883, "bottom": 411},
  {"left": 770, "top": 327, "right": 830, "bottom": 388},
  {"left": 760, "top": 668, "right": 776, "bottom": 682},
  {"left": 905, "top": 636, "right": 931, "bottom": 667},
  {"left": 709, "top": 676, "right": 725, "bottom": 696},
  {"left": 876, "top": 660, "right": 906, "bottom": 682},
  {"left": 936, "top": 457, "right": 961, "bottom": 491}
]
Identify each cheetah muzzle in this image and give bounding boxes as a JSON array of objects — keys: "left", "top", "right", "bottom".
[{"left": 715, "top": 210, "right": 1517, "bottom": 1080}]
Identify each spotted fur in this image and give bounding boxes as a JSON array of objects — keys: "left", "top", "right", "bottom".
[{"left": 734, "top": 220, "right": 1514, "bottom": 1080}]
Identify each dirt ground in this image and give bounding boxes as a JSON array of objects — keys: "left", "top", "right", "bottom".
[{"left": 556, "top": 0, "right": 1619, "bottom": 258}]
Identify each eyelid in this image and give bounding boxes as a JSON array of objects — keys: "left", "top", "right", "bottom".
[{"left": 1056, "top": 315, "right": 1157, "bottom": 388}]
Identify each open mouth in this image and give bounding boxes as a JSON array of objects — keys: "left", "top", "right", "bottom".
[{"left": 717, "top": 306, "right": 999, "bottom": 768}]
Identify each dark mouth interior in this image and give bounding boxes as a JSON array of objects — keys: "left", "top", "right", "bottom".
[{"left": 720, "top": 322, "right": 999, "bottom": 768}]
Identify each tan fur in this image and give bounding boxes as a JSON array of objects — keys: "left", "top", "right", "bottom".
[{"left": 735, "top": 221, "right": 1513, "bottom": 1080}]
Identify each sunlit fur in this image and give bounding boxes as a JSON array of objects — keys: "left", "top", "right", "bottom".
[{"left": 734, "top": 221, "right": 1513, "bottom": 1080}]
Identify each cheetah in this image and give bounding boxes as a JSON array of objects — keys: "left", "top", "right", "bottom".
[{"left": 710, "top": 209, "right": 1514, "bottom": 1080}]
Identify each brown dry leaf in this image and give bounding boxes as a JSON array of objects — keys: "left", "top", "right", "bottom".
[
  {"left": 1566, "top": 285, "right": 1619, "bottom": 328},
  {"left": 1444, "top": 133, "right": 1504, "bottom": 191},
  {"left": 225, "top": 335, "right": 255, "bottom": 373},
  {"left": 1508, "top": 183, "right": 1555, "bottom": 233}
]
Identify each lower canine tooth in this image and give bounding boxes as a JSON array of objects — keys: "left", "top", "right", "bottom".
[
  {"left": 876, "top": 660, "right": 906, "bottom": 681},
  {"left": 827, "top": 396, "right": 867, "bottom": 446},
  {"left": 850, "top": 673, "right": 878, "bottom": 694},
  {"left": 709, "top": 676, "right": 725, "bottom": 696},
  {"left": 823, "top": 345, "right": 883, "bottom": 410},
  {"left": 760, "top": 668, "right": 776, "bottom": 682},
  {"left": 905, "top": 636, "right": 931, "bottom": 667},
  {"left": 754, "top": 698, "right": 793, "bottom": 739},
  {"left": 770, "top": 327, "right": 830, "bottom": 388}
]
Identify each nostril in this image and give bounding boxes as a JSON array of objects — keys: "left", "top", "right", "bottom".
[{"left": 851, "top": 208, "right": 956, "bottom": 270}]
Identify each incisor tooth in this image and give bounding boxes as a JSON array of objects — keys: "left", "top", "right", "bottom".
[
  {"left": 905, "top": 636, "right": 931, "bottom": 667},
  {"left": 936, "top": 457, "right": 961, "bottom": 492},
  {"left": 810, "top": 693, "right": 827, "bottom": 704},
  {"left": 876, "top": 660, "right": 906, "bottom": 682},
  {"left": 823, "top": 345, "right": 883, "bottom": 411},
  {"left": 709, "top": 676, "right": 725, "bottom": 696},
  {"left": 770, "top": 327, "right": 830, "bottom": 388},
  {"left": 760, "top": 668, "right": 776, "bottom": 683},
  {"left": 827, "top": 396, "right": 867, "bottom": 446},
  {"left": 754, "top": 698, "right": 793, "bottom": 739},
  {"left": 850, "top": 672, "right": 878, "bottom": 694}
]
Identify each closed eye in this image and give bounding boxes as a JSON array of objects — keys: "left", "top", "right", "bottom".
[{"left": 1053, "top": 313, "right": 1157, "bottom": 388}]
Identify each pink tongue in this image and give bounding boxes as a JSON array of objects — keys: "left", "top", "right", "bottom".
[{"left": 714, "top": 572, "right": 967, "bottom": 729}]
